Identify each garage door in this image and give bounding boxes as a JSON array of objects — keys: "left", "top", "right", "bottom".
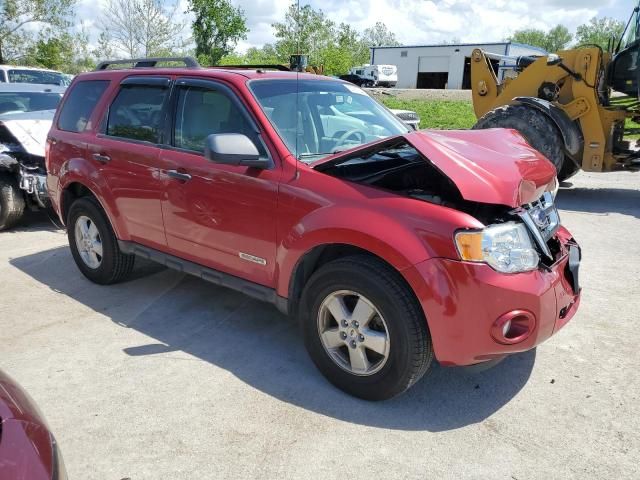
[{"left": 418, "top": 56, "right": 450, "bottom": 73}]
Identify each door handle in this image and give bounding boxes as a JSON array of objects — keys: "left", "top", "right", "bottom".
[
  {"left": 166, "top": 169, "right": 192, "bottom": 182},
  {"left": 92, "top": 153, "right": 111, "bottom": 163}
]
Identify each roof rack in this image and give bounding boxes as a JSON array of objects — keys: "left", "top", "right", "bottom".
[
  {"left": 210, "top": 64, "right": 292, "bottom": 72},
  {"left": 94, "top": 57, "right": 200, "bottom": 71}
]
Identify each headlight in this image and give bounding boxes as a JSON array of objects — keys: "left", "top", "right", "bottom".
[
  {"left": 455, "top": 222, "right": 539, "bottom": 273},
  {"left": 547, "top": 176, "right": 559, "bottom": 200}
]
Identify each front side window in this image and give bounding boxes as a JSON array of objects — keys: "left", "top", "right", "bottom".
[
  {"left": 8, "top": 69, "right": 65, "bottom": 86},
  {"left": 249, "top": 79, "right": 408, "bottom": 162},
  {"left": 58, "top": 80, "right": 110, "bottom": 133},
  {"left": 106, "top": 84, "right": 168, "bottom": 142},
  {"left": 173, "top": 85, "right": 257, "bottom": 153}
]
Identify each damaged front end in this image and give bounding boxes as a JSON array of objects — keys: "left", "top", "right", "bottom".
[
  {"left": 313, "top": 129, "right": 567, "bottom": 273},
  {"left": 0, "top": 111, "right": 53, "bottom": 211}
]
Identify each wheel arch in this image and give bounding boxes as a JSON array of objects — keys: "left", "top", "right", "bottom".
[
  {"left": 60, "top": 178, "right": 128, "bottom": 239},
  {"left": 282, "top": 242, "right": 425, "bottom": 320}
]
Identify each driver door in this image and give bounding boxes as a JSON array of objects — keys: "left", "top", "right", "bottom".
[{"left": 159, "top": 78, "right": 280, "bottom": 287}]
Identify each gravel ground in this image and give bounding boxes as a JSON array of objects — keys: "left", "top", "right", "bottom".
[
  {"left": 1, "top": 170, "right": 639, "bottom": 480},
  {"left": 368, "top": 88, "right": 472, "bottom": 102}
]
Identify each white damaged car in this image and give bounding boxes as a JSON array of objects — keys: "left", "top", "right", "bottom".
[{"left": 0, "top": 84, "right": 65, "bottom": 230}]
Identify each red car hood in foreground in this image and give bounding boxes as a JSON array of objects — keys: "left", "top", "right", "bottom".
[{"left": 406, "top": 129, "right": 556, "bottom": 207}]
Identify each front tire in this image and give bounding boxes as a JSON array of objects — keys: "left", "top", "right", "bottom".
[
  {"left": 0, "top": 174, "right": 25, "bottom": 231},
  {"left": 67, "top": 196, "right": 134, "bottom": 284},
  {"left": 300, "top": 255, "right": 433, "bottom": 400},
  {"left": 473, "top": 104, "right": 566, "bottom": 175}
]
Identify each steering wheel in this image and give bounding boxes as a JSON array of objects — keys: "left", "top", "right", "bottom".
[{"left": 333, "top": 129, "right": 366, "bottom": 150}]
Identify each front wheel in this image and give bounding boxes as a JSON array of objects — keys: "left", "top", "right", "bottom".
[{"left": 300, "top": 255, "right": 433, "bottom": 400}]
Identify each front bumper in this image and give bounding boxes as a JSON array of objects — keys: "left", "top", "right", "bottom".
[{"left": 405, "top": 227, "right": 581, "bottom": 366}]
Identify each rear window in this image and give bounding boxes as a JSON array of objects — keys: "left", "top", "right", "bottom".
[
  {"left": 8, "top": 69, "right": 66, "bottom": 86},
  {"left": 57, "top": 80, "right": 110, "bottom": 133},
  {"left": 0, "top": 92, "right": 62, "bottom": 114},
  {"left": 106, "top": 84, "right": 168, "bottom": 143}
]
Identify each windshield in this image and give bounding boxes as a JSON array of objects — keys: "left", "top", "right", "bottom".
[
  {"left": 249, "top": 79, "right": 409, "bottom": 162},
  {"left": 8, "top": 69, "right": 66, "bottom": 86},
  {"left": 0, "top": 92, "right": 62, "bottom": 114},
  {"left": 621, "top": 3, "right": 640, "bottom": 50}
]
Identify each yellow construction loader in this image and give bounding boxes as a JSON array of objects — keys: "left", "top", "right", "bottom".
[{"left": 471, "top": 3, "right": 640, "bottom": 180}]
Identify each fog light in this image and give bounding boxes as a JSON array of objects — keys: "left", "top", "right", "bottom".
[{"left": 491, "top": 310, "right": 536, "bottom": 345}]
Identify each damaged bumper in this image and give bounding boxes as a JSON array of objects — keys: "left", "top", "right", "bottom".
[{"left": 405, "top": 226, "right": 581, "bottom": 366}]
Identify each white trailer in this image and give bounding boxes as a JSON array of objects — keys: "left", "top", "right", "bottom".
[{"left": 349, "top": 64, "right": 398, "bottom": 87}]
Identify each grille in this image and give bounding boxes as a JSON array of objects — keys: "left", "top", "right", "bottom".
[
  {"left": 517, "top": 192, "right": 560, "bottom": 260},
  {"left": 395, "top": 111, "right": 418, "bottom": 121}
]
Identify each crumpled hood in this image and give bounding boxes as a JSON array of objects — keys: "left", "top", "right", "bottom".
[
  {"left": 405, "top": 128, "right": 556, "bottom": 207},
  {"left": 0, "top": 109, "right": 55, "bottom": 158}
]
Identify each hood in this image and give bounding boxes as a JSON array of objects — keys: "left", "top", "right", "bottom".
[
  {"left": 0, "top": 369, "right": 49, "bottom": 426},
  {"left": 405, "top": 129, "right": 556, "bottom": 207},
  {"left": 312, "top": 128, "right": 557, "bottom": 208},
  {"left": 0, "top": 109, "right": 55, "bottom": 157}
]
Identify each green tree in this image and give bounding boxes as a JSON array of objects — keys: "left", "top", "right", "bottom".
[
  {"left": 361, "top": 22, "right": 400, "bottom": 47},
  {"left": 0, "top": 0, "right": 75, "bottom": 63},
  {"left": 575, "top": 17, "right": 625, "bottom": 49},
  {"left": 100, "top": 0, "right": 185, "bottom": 59},
  {"left": 188, "top": 0, "right": 248, "bottom": 65},
  {"left": 272, "top": 3, "right": 335, "bottom": 66},
  {"left": 545, "top": 25, "right": 573, "bottom": 51},
  {"left": 323, "top": 23, "right": 369, "bottom": 75},
  {"left": 509, "top": 24, "right": 572, "bottom": 52}
]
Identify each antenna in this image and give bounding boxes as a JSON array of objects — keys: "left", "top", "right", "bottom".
[{"left": 295, "top": 0, "right": 300, "bottom": 165}]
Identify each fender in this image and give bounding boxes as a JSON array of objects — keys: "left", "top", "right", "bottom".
[
  {"left": 58, "top": 157, "right": 130, "bottom": 240},
  {"left": 513, "top": 97, "right": 583, "bottom": 166},
  {"left": 274, "top": 204, "right": 472, "bottom": 298}
]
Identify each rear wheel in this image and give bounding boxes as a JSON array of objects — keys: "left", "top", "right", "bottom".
[
  {"left": 67, "top": 196, "right": 134, "bottom": 284},
  {"left": 473, "top": 104, "right": 566, "bottom": 175},
  {"left": 300, "top": 255, "right": 433, "bottom": 400},
  {"left": 0, "top": 174, "right": 25, "bottom": 231}
]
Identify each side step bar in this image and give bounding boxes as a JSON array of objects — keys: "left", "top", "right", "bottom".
[{"left": 118, "top": 240, "right": 289, "bottom": 315}]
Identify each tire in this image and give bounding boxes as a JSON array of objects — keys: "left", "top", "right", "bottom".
[
  {"left": 473, "top": 104, "right": 566, "bottom": 174},
  {"left": 0, "top": 173, "right": 25, "bottom": 231},
  {"left": 558, "top": 157, "right": 580, "bottom": 182},
  {"left": 299, "top": 255, "right": 433, "bottom": 400},
  {"left": 67, "top": 196, "right": 134, "bottom": 284}
]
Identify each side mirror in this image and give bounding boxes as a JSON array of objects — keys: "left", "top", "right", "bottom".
[
  {"left": 547, "top": 54, "right": 562, "bottom": 66},
  {"left": 204, "top": 133, "right": 270, "bottom": 169}
]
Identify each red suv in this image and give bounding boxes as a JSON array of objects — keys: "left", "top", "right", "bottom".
[{"left": 46, "top": 57, "right": 581, "bottom": 400}]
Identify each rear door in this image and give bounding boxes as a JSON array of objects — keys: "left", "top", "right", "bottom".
[
  {"left": 88, "top": 76, "right": 171, "bottom": 250},
  {"left": 159, "top": 77, "right": 280, "bottom": 287}
]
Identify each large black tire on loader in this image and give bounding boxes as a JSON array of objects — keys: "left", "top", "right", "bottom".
[{"left": 473, "top": 104, "right": 579, "bottom": 182}]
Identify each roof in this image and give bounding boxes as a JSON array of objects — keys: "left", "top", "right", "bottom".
[
  {"left": 76, "top": 67, "right": 336, "bottom": 82},
  {"left": 0, "top": 83, "right": 67, "bottom": 93},
  {"left": 370, "top": 41, "right": 547, "bottom": 54},
  {"left": 0, "top": 64, "right": 62, "bottom": 74}
]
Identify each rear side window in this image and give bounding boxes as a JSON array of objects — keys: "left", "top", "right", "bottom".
[
  {"left": 106, "top": 84, "right": 168, "bottom": 143},
  {"left": 58, "top": 80, "right": 110, "bottom": 133}
]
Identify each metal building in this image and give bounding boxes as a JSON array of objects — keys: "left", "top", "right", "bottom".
[{"left": 370, "top": 42, "right": 547, "bottom": 89}]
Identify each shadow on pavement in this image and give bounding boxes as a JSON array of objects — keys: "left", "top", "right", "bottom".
[
  {"left": 11, "top": 246, "right": 536, "bottom": 432},
  {"left": 557, "top": 186, "right": 640, "bottom": 219}
]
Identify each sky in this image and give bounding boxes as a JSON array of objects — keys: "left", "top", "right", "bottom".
[{"left": 75, "top": 0, "right": 635, "bottom": 53}]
